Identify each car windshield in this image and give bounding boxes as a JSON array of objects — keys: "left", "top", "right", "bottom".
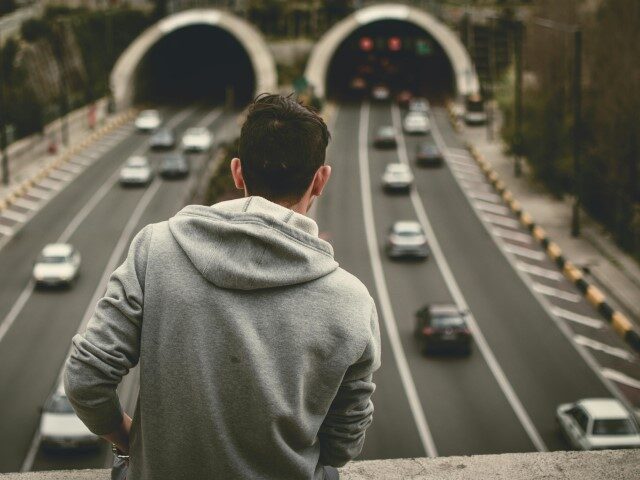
[
  {"left": 38, "top": 255, "right": 68, "bottom": 264},
  {"left": 141, "top": 111, "right": 158, "bottom": 118},
  {"left": 432, "top": 315, "right": 465, "bottom": 328},
  {"left": 44, "top": 394, "right": 75, "bottom": 414},
  {"left": 592, "top": 419, "right": 637, "bottom": 435},
  {"left": 395, "top": 225, "right": 422, "bottom": 236},
  {"left": 379, "top": 127, "right": 394, "bottom": 136},
  {"left": 126, "top": 158, "right": 147, "bottom": 168},
  {"left": 187, "top": 128, "right": 207, "bottom": 136}
]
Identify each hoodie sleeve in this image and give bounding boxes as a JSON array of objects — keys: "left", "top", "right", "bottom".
[
  {"left": 63, "top": 225, "right": 152, "bottom": 435},
  {"left": 318, "top": 301, "right": 381, "bottom": 467}
]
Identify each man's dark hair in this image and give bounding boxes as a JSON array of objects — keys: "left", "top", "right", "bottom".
[{"left": 239, "top": 94, "right": 330, "bottom": 202}]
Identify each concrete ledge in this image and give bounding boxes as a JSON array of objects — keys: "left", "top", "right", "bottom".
[{"left": 1, "top": 450, "right": 638, "bottom": 479}]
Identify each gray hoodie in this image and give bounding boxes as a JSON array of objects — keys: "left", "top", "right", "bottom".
[{"left": 64, "top": 196, "right": 381, "bottom": 480}]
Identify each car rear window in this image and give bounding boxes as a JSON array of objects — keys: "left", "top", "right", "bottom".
[
  {"left": 592, "top": 419, "right": 637, "bottom": 435},
  {"left": 432, "top": 315, "right": 465, "bottom": 328}
]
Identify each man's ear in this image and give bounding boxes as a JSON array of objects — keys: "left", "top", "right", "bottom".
[
  {"left": 310, "top": 165, "right": 332, "bottom": 197},
  {"left": 230, "top": 158, "right": 245, "bottom": 191}
]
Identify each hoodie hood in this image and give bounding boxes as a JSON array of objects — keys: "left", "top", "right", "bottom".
[{"left": 168, "top": 196, "right": 338, "bottom": 290}]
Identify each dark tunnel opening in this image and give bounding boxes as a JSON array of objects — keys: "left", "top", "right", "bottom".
[
  {"left": 135, "top": 25, "right": 255, "bottom": 106},
  {"left": 326, "top": 20, "right": 455, "bottom": 104}
]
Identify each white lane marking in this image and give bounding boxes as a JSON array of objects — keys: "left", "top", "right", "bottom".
[
  {"left": 429, "top": 108, "right": 637, "bottom": 416},
  {"left": 58, "top": 163, "right": 83, "bottom": 174},
  {"left": 197, "top": 108, "right": 223, "bottom": 128},
  {"left": 449, "top": 162, "right": 481, "bottom": 174},
  {"left": 517, "top": 261, "right": 563, "bottom": 280},
  {"left": 461, "top": 181, "right": 493, "bottom": 192},
  {"left": 392, "top": 103, "right": 547, "bottom": 452},
  {"left": 19, "top": 429, "right": 42, "bottom": 473},
  {"left": 37, "top": 178, "right": 63, "bottom": 190},
  {"left": 550, "top": 307, "right": 603, "bottom": 329},
  {"left": 0, "top": 224, "right": 14, "bottom": 236},
  {"left": 359, "top": 102, "right": 438, "bottom": 458},
  {"left": 503, "top": 244, "right": 546, "bottom": 261},
  {"left": 48, "top": 170, "right": 75, "bottom": 182},
  {"left": 454, "top": 171, "right": 486, "bottom": 183},
  {"left": 81, "top": 151, "right": 101, "bottom": 161},
  {"left": 574, "top": 335, "right": 636, "bottom": 362},
  {"left": 493, "top": 228, "right": 532, "bottom": 244},
  {"left": 0, "top": 106, "right": 196, "bottom": 346},
  {"left": 21, "top": 180, "right": 163, "bottom": 473},
  {"left": 474, "top": 201, "right": 511, "bottom": 216},
  {"left": 13, "top": 198, "right": 40, "bottom": 211},
  {"left": 448, "top": 157, "right": 477, "bottom": 168},
  {"left": 448, "top": 147, "right": 471, "bottom": 156},
  {"left": 482, "top": 213, "right": 521, "bottom": 229},
  {"left": 533, "top": 283, "right": 581, "bottom": 303},
  {"left": 602, "top": 368, "right": 640, "bottom": 390},
  {"left": 2, "top": 209, "right": 28, "bottom": 222},
  {"left": 0, "top": 281, "right": 34, "bottom": 343},
  {"left": 27, "top": 188, "right": 52, "bottom": 200},
  {"left": 468, "top": 191, "right": 502, "bottom": 203}
]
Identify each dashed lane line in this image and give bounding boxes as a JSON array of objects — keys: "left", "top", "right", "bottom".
[
  {"left": 58, "top": 163, "right": 84, "bottom": 174},
  {"left": 550, "top": 306, "right": 603, "bottom": 329},
  {"left": 468, "top": 191, "right": 502, "bottom": 203},
  {"left": 359, "top": 102, "right": 438, "bottom": 458},
  {"left": 533, "top": 283, "right": 582, "bottom": 303},
  {"left": 37, "top": 178, "right": 63, "bottom": 191},
  {"left": 0, "top": 224, "right": 14, "bottom": 236},
  {"left": 493, "top": 228, "right": 533, "bottom": 244},
  {"left": 574, "top": 335, "right": 637, "bottom": 362},
  {"left": 26, "top": 188, "right": 52, "bottom": 200},
  {"left": 48, "top": 170, "right": 75, "bottom": 182},
  {"left": 517, "top": 261, "right": 564, "bottom": 281},
  {"left": 392, "top": 103, "right": 547, "bottom": 453}
]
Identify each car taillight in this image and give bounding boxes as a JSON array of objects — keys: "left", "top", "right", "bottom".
[{"left": 422, "top": 327, "right": 434, "bottom": 335}]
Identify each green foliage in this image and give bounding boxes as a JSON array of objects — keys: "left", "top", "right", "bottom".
[{"left": 206, "top": 138, "right": 243, "bottom": 205}]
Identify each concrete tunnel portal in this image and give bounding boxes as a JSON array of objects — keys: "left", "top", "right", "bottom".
[
  {"left": 305, "top": 3, "right": 480, "bottom": 103},
  {"left": 111, "top": 9, "right": 278, "bottom": 109}
]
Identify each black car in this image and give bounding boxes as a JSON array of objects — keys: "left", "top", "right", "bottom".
[
  {"left": 159, "top": 153, "right": 189, "bottom": 179},
  {"left": 415, "top": 140, "right": 443, "bottom": 167},
  {"left": 374, "top": 126, "right": 397, "bottom": 149},
  {"left": 149, "top": 128, "right": 176, "bottom": 150},
  {"left": 415, "top": 304, "right": 472, "bottom": 355}
]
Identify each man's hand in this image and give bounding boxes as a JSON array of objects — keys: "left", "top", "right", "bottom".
[{"left": 102, "top": 414, "right": 132, "bottom": 454}]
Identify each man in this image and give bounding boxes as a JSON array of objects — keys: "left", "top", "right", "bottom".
[{"left": 64, "top": 94, "right": 381, "bottom": 479}]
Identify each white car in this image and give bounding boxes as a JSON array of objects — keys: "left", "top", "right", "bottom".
[
  {"left": 409, "top": 97, "right": 430, "bottom": 113},
  {"left": 372, "top": 85, "right": 390, "bottom": 101},
  {"left": 135, "top": 109, "right": 161, "bottom": 132},
  {"left": 403, "top": 113, "right": 430, "bottom": 134},
  {"left": 33, "top": 243, "right": 80, "bottom": 287},
  {"left": 120, "top": 156, "right": 153, "bottom": 186},
  {"left": 382, "top": 163, "right": 413, "bottom": 192},
  {"left": 386, "top": 221, "right": 429, "bottom": 259},
  {"left": 182, "top": 127, "right": 213, "bottom": 152},
  {"left": 557, "top": 398, "right": 640, "bottom": 450},
  {"left": 40, "top": 384, "right": 100, "bottom": 449}
]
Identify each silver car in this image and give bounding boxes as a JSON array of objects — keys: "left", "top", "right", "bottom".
[
  {"left": 119, "top": 156, "right": 153, "bottom": 186},
  {"left": 33, "top": 243, "right": 81, "bottom": 287},
  {"left": 40, "top": 385, "right": 100, "bottom": 449},
  {"left": 556, "top": 398, "right": 640, "bottom": 450},
  {"left": 382, "top": 163, "right": 413, "bottom": 192},
  {"left": 386, "top": 221, "right": 429, "bottom": 259}
]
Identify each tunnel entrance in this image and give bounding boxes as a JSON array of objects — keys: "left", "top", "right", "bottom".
[
  {"left": 135, "top": 25, "right": 255, "bottom": 106},
  {"left": 326, "top": 20, "right": 455, "bottom": 103}
]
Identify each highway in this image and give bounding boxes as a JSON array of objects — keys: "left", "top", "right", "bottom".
[
  {"left": 0, "top": 104, "right": 239, "bottom": 472},
  {"left": 0, "top": 99, "right": 638, "bottom": 473}
]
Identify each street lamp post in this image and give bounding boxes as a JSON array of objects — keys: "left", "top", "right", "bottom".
[
  {"left": 0, "top": 40, "right": 9, "bottom": 186},
  {"left": 532, "top": 18, "right": 582, "bottom": 237}
]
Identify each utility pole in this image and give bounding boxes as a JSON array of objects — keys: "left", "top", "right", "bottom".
[
  {"left": 0, "top": 41, "right": 8, "bottom": 186},
  {"left": 571, "top": 28, "right": 582, "bottom": 237},
  {"left": 513, "top": 19, "right": 523, "bottom": 177}
]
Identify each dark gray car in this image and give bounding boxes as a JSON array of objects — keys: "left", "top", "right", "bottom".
[
  {"left": 150, "top": 128, "right": 176, "bottom": 150},
  {"left": 159, "top": 152, "right": 189, "bottom": 179}
]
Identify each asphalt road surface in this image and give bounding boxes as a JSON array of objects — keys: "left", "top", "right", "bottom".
[{"left": 0, "top": 99, "right": 635, "bottom": 473}]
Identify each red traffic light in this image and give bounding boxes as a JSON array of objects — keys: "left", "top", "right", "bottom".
[
  {"left": 359, "top": 37, "right": 373, "bottom": 51},
  {"left": 388, "top": 36, "right": 402, "bottom": 51}
]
